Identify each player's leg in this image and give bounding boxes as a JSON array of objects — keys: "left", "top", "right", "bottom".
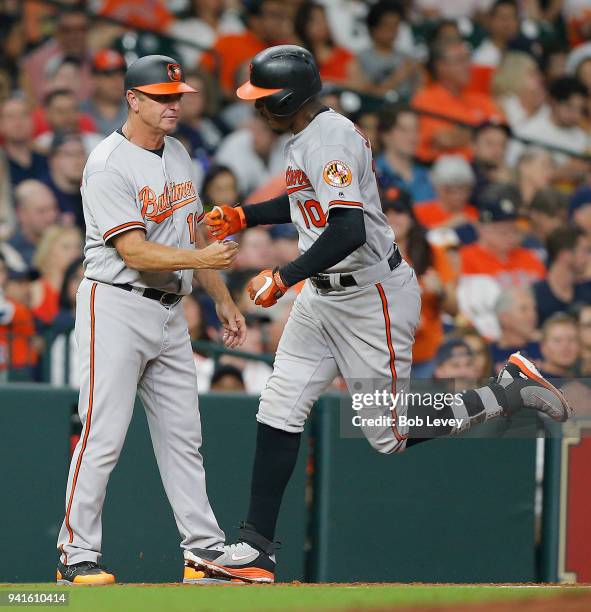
[
  {"left": 187, "top": 284, "right": 339, "bottom": 582},
  {"left": 404, "top": 352, "right": 572, "bottom": 447},
  {"left": 318, "top": 261, "right": 421, "bottom": 454},
  {"left": 56, "top": 281, "right": 151, "bottom": 584},
  {"left": 137, "top": 302, "right": 226, "bottom": 582},
  {"left": 319, "top": 264, "right": 570, "bottom": 452}
]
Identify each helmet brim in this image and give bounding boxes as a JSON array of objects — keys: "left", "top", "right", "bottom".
[
  {"left": 132, "top": 82, "right": 197, "bottom": 95},
  {"left": 236, "top": 80, "right": 282, "bottom": 100}
]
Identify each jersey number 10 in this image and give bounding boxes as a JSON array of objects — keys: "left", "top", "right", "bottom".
[{"left": 297, "top": 199, "right": 326, "bottom": 229}]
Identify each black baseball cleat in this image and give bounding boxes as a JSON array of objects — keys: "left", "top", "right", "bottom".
[
  {"left": 497, "top": 352, "right": 572, "bottom": 422},
  {"left": 184, "top": 526, "right": 276, "bottom": 584},
  {"left": 56, "top": 560, "right": 115, "bottom": 585}
]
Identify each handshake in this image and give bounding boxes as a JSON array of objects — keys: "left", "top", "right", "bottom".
[{"left": 201, "top": 204, "right": 288, "bottom": 308}]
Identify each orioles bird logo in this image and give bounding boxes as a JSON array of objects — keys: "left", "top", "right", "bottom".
[{"left": 167, "top": 63, "right": 182, "bottom": 82}]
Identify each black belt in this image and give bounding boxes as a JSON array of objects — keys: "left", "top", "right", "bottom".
[
  {"left": 310, "top": 246, "right": 402, "bottom": 291},
  {"left": 113, "top": 283, "right": 182, "bottom": 307}
]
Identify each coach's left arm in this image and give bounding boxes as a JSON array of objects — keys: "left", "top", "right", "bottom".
[{"left": 193, "top": 226, "right": 246, "bottom": 348}]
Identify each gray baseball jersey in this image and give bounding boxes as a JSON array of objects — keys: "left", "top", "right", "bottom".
[
  {"left": 284, "top": 109, "right": 394, "bottom": 272},
  {"left": 57, "top": 132, "right": 224, "bottom": 567},
  {"left": 81, "top": 131, "right": 205, "bottom": 294},
  {"left": 258, "top": 109, "right": 421, "bottom": 453}
]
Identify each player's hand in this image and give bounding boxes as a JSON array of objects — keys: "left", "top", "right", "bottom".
[
  {"left": 196, "top": 240, "right": 238, "bottom": 269},
  {"left": 216, "top": 300, "right": 247, "bottom": 348},
  {"left": 205, "top": 205, "right": 246, "bottom": 240},
  {"left": 247, "top": 268, "right": 288, "bottom": 308}
]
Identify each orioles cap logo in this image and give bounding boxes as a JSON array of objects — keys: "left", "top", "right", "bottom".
[{"left": 167, "top": 63, "right": 182, "bottom": 82}]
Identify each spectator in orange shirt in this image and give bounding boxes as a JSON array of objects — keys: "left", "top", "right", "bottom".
[
  {"left": 201, "top": 0, "right": 290, "bottom": 98},
  {"left": 412, "top": 39, "right": 503, "bottom": 163},
  {"left": 415, "top": 155, "right": 479, "bottom": 246},
  {"left": 382, "top": 188, "right": 457, "bottom": 378},
  {"left": 294, "top": 2, "right": 366, "bottom": 90},
  {"left": 0, "top": 253, "right": 38, "bottom": 377},
  {"left": 458, "top": 185, "right": 546, "bottom": 339}
]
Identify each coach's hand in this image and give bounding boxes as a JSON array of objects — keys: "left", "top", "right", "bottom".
[
  {"left": 196, "top": 240, "right": 238, "bottom": 269},
  {"left": 248, "top": 268, "right": 288, "bottom": 308},
  {"left": 205, "top": 205, "right": 246, "bottom": 240},
  {"left": 216, "top": 299, "right": 247, "bottom": 348}
]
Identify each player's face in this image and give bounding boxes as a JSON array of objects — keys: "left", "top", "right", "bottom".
[
  {"left": 254, "top": 99, "right": 291, "bottom": 133},
  {"left": 137, "top": 91, "right": 183, "bottom": 133}
]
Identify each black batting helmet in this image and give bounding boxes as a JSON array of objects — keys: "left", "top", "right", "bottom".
[
  {"left": 237, "top": 45, "right": 322, "bottom": 116},
  {"left": 124, "top": 55, "right": 197, "bottom": 95}
]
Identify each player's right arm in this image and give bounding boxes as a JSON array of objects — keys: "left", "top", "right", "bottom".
[
  {"left": 205, "top": 194, "right": 291, "bottom": 240},
  {"left": 112, "top": 230, "right": 237, "bottom": 272}
]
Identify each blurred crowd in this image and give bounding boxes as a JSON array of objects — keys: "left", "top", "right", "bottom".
[{"left": 2, "top": 0, "right": 591, "bottom": 403}]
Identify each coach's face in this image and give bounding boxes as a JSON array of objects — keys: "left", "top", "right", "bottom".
[{"left": 129, "top": 90, "right": 183, "bottom": 133}]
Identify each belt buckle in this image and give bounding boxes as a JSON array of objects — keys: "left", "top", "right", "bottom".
[{"left": 160, "top": 293, "right": 179, "bottom": 307}]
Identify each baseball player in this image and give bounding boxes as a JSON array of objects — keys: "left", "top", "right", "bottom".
[
  {"left": 56, "top": 55, "right": 245, "bottom": 585},
  {"left": 185, "top": 45, "right": 572, "bottom": 584}
]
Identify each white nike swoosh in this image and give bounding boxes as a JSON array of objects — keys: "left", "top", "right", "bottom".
[
  {"left": 231, "top": 553, "right": 253, "bottom": 561},
  {"left": 254, "top": 276, "right": 273, "bottom": 302}
]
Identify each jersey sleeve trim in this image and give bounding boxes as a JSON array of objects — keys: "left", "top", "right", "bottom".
[
  {"left": 196, "top": 211, "right": 206, "bottom": 224},
  {"left": 103, "top": 221, "right": 146, "bottom": 243}
]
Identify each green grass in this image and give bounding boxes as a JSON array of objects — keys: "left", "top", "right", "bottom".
[{"left": 0, "top": 584, "right": 586, "bottom": 612}]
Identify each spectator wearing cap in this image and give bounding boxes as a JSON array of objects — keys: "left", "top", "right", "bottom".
[
  {"left": 458, "top": 185, "right": 545, "bottom": 338},
  {"left": 490, "top": 287, "right": 541, "bottom": 374},
  {"left": 0, "top": 96, "right": 49, "bottom": 192},
  {"left": 382, "top": 188, "right": 457, "bottom": 378},
  {"left": 20, "top": 6, "right": 93, "bottom": 105},
  {"left": 522, "top": 189, "right": 568, "bottom": 263},
  {"left": 200, "top": 0, "right": 289, "bottom": 99},
  {"left": 537, "top": 313, "right": 580, "bottom": 379},
  {"left": 514, "top": 77, "right": 590, "bottom": 182},
  {"left": 411, "top": 38, "right": 503, "bottom": 163},
  {"left": 415, "top": 156, "right": 479, "bottom": 244},
  {"left": 33, "top": 90, "right": 101, "bottom": 157},
  {"left": 8, "top": 180, "right": 59, "bottom": 271},
  {"left": 0, "top": 253, "right": 38, "bottom": 379},
  {"left": 210, "top": 364, "right": 246, "bottom": 392},
  {"left": 80, "top": 50, "right": 128, "bottom": 136},
  {"left": 471, "top": 120, "right": 511, "bottom": 204},
  {"left": 532, "top": 226, "right": 591, "bottom": 326},
  {"left": 39, "top": 133, "right": 86, "bottom": 229},
  {"left": 432, "top": 338, "right": 478, "bottom": 391},
  {"left": 569, "top": 186, "right": 591, "bottom": 240},
  {"left": 356, "top": 1, "right": 417, "bottom": 98},
  {"left": 375, "top": 105, "right": 435, "bottom": 204}
]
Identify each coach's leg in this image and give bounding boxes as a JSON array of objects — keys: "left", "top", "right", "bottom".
[
  {"left": 57, "top": 281, "right": 146, "bottom": 566},
  {"left": 138, "top": 303, "right": 225, "bottom": 553}
]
